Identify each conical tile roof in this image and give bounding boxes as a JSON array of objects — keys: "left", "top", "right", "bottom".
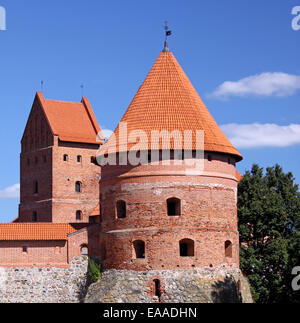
[{"left": 103, "top": 50, "right": 242, "bottom": 161}]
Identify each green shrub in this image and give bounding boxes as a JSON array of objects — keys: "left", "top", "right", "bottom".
[{"left": 88, "top": 258, "right": 101, "bottom": 283}]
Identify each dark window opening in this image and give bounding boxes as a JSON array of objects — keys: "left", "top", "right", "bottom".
[
  {"left": 133, "top": 240, "right": 145, "bottom": 259},
  {"left": 77, "top": 155, "right": 82, "bottom": 163},
  {"left": 33, "top": 181, "right": 39, "bottom": 194},
  {"left": 22, "top": 246, "right": 28, "bottom": 253},
  {"left": 100, "top": 243, "right": 106, "bottom": 261},
  {"left": 167, "top": 198, "right": 181, "bottom": 216},
  {"left": 91, "top": 156, "right": 96, "bottom": 164},
  {"left": 76, "top": 210, "right": 82, "bottom": 221},
  {"left": 154, "top": 279, "right": 161, "bottom": 300},
  {"left": 75, "top": 181, "right": 82, "bottom": 193},
  {"left": 225, "top": 240, "right": 233, "bottom": 258},
  {"left": 179, "top": 239, "right": 195, "bottom": 257},
  {"left": 228, "top": 158, "right": 231, "bottom": 165},
  {"left": 208, "top": 155, "right": 212, "bottom": 162},
  {"left": 63, "top": 154, "right": 68, "bottom": 162},
  {"left": 116, "top": 200, "right": 126, "bottom": 219},
  {"left": 32, "top": 211, "right": 37, "bottom": 222}
]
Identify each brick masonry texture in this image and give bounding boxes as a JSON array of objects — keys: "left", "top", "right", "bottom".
[
  {"left": 99, "top": 153, "right": 240, "bottom": 271},
  {"left": 0, "top": 256, "right": 89, "bottom": 303},
  {"left": 19, "top": 95, "right": 101, "bottom": 224},
  {"left": 84, "top": 267, "right": 253, "bottom": 303}
]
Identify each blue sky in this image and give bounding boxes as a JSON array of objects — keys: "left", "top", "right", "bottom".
[{"left": 0, "top": 0, "right": 300, "bottom": 223}]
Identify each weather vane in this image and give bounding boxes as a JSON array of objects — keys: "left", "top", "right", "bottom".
[
  {"left": 164, "top": 21, "right": 172, "bottom": 39},
  {"left": 163, "top": 21, "right": 172, "bottom": 52}
]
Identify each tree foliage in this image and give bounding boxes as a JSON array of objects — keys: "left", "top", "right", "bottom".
[{"left": 238, "top": 164, "right": 300, "bottom": 303}]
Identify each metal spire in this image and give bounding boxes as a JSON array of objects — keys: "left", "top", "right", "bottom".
[{"left": 163, "top": 21, "right": 172, "bottom": 52}]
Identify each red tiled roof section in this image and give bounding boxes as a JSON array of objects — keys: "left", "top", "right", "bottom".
[
  {"left": 36, "top": 92, "right": 104, "bottom": 145},
  {"left": 90, "top": 204, "right": 100, "bottom": 216},
  {"left": 102, "top": 51, "right": 242, "bottom": 161},
  {"left": 0, "top": 223, "right": 86, "bottom": 241}
]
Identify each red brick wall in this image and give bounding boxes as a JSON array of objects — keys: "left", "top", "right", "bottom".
[
  {"left": 99, "top": 152, "right": 240, "bottom": 271},
  {"left": 19, "top": 98, "right": 54, "bottom": 222},
  {"left": 68, "top": 225, "right": 100, "bottom": 262},
  {"left": 0, "top": 240, "right": 68, "bottom": 267},
  {"left": 19, "top": 97, "right": 101, "bottom": 224},
  {"left": 52, "top": 140, "right": 100, "bottom": 223}
]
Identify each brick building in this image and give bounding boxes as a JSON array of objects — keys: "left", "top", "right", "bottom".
[
  {"left": 0, "top": 93, "right": 104, "bottom": 267},
  {"left": 0, "top": 43, "right": 243, "bottom": 284}
]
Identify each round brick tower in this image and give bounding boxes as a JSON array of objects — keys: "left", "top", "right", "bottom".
[{"left": 97, "top": 45, "right": 243, "bottom": 274}]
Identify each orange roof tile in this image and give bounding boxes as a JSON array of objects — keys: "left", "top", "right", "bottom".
[
  {"left": 90, "top": 204, "right": 100, "bottom": 216},
  {"left": 101, "top": 51, "right": 242, "bottom": 161},
  {"left": 0, "top": 223, "right": 86, "bottom": 241},
  {"left": 36, "top": 92, "right": 104, "bottom": 145}
]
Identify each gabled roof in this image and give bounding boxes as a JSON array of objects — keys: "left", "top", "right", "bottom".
[
  {"left": 102, "top": 50, "right": 242, "bottom": 161},
  {"left": 35, "top": 92, "right": 104, "bottom": 145},
  {"left": 0, "top": 223, "right": 87, "bottom": 241}
]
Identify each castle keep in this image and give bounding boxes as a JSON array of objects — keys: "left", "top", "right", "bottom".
[{"left": 0, "top": 43, "right": 250, "bottom": 303}]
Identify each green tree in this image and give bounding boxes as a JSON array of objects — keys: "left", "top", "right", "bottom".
[{"left": 238, "top": 164, "right": 300, "bottom": 303}]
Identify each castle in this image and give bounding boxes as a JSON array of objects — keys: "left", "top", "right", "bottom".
[{"left": 0, "top": 42, "right": 249, "bottom": 303}]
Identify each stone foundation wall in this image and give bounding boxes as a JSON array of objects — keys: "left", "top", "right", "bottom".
[
  {"left": 0, "top": 256, "right": 88, "bottom": 303},
  {"left": 85, "top": 266, "right": 253, "bottom": 303}
]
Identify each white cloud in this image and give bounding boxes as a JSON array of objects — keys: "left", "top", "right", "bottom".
[
  {"left": 0, "top": 184, "right": 20, "bottom": 199},
  {"left": 221, "top": 123, "right": 300, "bottom": 149},
  {"left": 101, "top": 129, "right": 114, "bottom": 140},
  {"left": 210, "top": 72, "right": 300, "bottom": 98}
]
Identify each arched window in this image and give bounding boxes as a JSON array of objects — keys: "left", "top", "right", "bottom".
[
  {"left": 167, "top": 198, "right": 181, "bottom": 216},
  {"left": 33, "top": 181, "right": 39, "bottom": 194},
  {"left": 76, "top": 210, "right": 82, "bottom": 221},
  {"left": 133, "top": 240, "right": 145, "bottom": 259},
  {"left": 63, "top": 154, "right": 68, "bottom": 162},
  {"left": 116, "top": 200, "right": 126, "bottom": 219},
  {"left": 179, "top": 239, "right": 195, "bottom": 257},
  {"left": 225, "top": 240, "right": 233, "bottom": 258},
  {"left": 81, "top": 245, "right": 88, "bottom": 256},
  {"left": 32, "top": 211, "right": 38, "bottom": 222},
  {"left": 75, "top": 181, "right": 82, "bottom": 193}
]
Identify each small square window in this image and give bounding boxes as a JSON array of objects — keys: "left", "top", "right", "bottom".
[{"left": 22, "top": 246, "right": 28, "bottom": 253}]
